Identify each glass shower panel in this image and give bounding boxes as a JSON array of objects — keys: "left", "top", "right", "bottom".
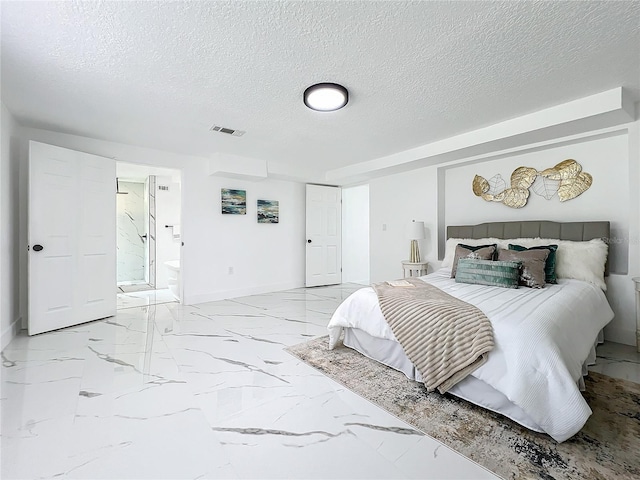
[
  {"left": 148, "top": 175, "right": 157, "bottom": 289},
  {"left": 116, "top": 181, "right": 147, "bottom": 283}
]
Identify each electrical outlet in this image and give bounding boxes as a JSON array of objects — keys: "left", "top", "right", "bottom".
[
  {"left": 382, "top": 224, "right": 387, "bottom": 231},
  {"left": 228, "top": 266, "right": 234, "bottom": 274}
]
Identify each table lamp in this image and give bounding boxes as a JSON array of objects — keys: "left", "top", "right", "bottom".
[{"left": 407, "top": 220, "right": 425, "bottom": 263}]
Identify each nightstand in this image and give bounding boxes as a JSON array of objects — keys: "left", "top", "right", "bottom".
[{"left": 402, "top": 261, "right": 428, "bottom": 278}]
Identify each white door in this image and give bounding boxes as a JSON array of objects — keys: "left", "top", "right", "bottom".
[
  {"left": 305, "top": 184, "right": 341, "bottom": 287},
  {"left": 29, "top": 141, "right": 116, "bottom": 335}
]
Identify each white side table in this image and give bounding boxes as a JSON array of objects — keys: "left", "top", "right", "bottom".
[
  {"left": 402, "top": 261, "right": 428, "bottom": 278},
  {"left": 633, "top": 278, "right": 640, "bottom": 353}
]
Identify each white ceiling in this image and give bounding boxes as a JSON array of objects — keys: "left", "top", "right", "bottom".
[{"left": 2, "top": 1, "right": 639, "bottom": 179}]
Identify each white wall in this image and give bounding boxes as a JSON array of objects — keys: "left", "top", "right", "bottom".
[
  {"left": 444, "top": 132, "right": 635, "bottom": 344},
  {"left": 370, "top": 167, "right": 439, "bottom": 282},
  {"left": 14, "top": 127, "right": 306, "bottom": 321},
  {"left": 445, "top": 133, "right": 629, "bottom": 271},
  {"left": 188, "top": 175, "right": 305, "bottom": 303},
  {"left": 1, "top": 104, "right": 21, "bottom": 350},
  {"left": 370, "top": 118, "right": 640, "bottom": 346},
  {"left": 342, "top": 185, "right": 370, "bottom": 284},
  {"left": 154, "top": 177, "right": 181, "bottom": 289}
]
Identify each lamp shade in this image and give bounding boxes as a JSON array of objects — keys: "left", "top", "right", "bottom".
[{"left": 407, "top": 221, "right": 425, "bottom": 240}]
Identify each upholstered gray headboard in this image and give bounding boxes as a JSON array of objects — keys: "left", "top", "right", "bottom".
[{"left": 446, "top": 220, "right": 611, "bottom": 275}]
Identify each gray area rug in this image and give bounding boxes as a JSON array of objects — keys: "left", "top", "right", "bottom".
[{"left": 286, "top": 336, "right": 640, "bottom": 480}]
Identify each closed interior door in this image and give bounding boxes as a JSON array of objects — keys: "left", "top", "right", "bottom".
[
  {"left": 305, "top": 184, "right": 341, "bottom": 287},
  {"left": 29, "top": 141, "right": 116, "bottom": 335}
]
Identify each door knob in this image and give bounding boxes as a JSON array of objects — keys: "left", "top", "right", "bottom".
[
  {"left": 33, "top": 244, "right": 44, "bottom": 252},
  {"left": 307, "top": 239, "right": 312, "bottom": 243}
]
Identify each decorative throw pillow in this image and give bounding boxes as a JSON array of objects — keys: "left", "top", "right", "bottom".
[
  {"left": 494, "top": 238, "right": 607, "bottom": 290},
  {"left": 509, "top": 244, "right": 558, "bottom": 284},
  {"left": 442, "top": 237, "right": 504, "bottom": 269},
  {"left": 455, "top": 258, "right": 521, "bottom": 289},
  {"left": 554, "top": 238, "right": 608, "bottom": 290},
  {"left": 451, "top": 244, "right": 497, "bottom": 278},
  {"left": 498, "top": 248, "right": 549, "bottom": 288}
]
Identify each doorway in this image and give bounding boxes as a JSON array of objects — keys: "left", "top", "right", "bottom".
[
  {"left": 116, "top": 162, "right": 182, "bottom": 310},
  {"left": 342, "top": 184, "right": 370, "bottom": 285}
]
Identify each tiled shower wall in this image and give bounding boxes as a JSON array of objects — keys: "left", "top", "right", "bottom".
[
  {"left": 116, "top": 181, "right": 146, "bottom": 283},
  {"left": 148, "top": 175, "right": 157, "bottom": 288}
]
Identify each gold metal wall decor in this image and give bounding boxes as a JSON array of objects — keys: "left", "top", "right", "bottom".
[{"left": 472, "top": 159, "right": 592, "bottom": 209}]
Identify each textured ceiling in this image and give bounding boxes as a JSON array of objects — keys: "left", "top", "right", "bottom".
[{"left": 2, "top": 1, "right": 639, "bottom": 178}]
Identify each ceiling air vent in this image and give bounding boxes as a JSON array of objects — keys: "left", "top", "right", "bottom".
[{"left": 210, "top": 125, "right": 246, "bottom": 137}]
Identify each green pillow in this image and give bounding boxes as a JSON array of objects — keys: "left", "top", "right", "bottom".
[
  {"left": 455, "top": 258, "right": 521, "bottom": 289},
  {"left": 451, "top": 243, "right": 497, "bottom": 278},
  {"left": 509, "top": 244, "right": 558, "bottom": 284}
]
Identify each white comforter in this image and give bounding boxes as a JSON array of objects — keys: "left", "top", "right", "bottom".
[{"left": 328, "top": 268, "right": 614, "bottom": 442}]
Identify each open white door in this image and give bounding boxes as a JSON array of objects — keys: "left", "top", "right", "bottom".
[
  {"left": 29, "top": 141, "right": 116, "bottom": 335},
  {"left": 305, "top": 184, "right": 341, "bottom": 287}
]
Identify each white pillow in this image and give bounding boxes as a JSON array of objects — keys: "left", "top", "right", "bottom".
[
  {"left": 443, "top": 236, "right": 608, "bottom": 290},
  {"left": 499, "top": 237, "right": 608, "bottom": 289},
  {"left": 554, "top": 238, "right": 608, "bottom": 290}
]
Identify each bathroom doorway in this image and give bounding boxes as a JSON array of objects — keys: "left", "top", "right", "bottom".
[{"left": 116, "top": 162, "right": 182, "bottom": 310}]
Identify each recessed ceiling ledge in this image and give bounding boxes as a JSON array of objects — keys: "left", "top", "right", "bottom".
[
  {"left": 266, "top": 161, "right": 329, "bottom": 184},
  {"left": 208, "top": 153, "right": 268, "bottom": 181},
  {"left": 326, "top": 87, "right": 634, "bottom": 184}
]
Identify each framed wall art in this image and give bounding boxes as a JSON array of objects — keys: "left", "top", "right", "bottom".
[
  {"left": 257, "top": 199, "right": 279, "bottom": 223},
  {"left": 221, "top": 188, "right": 246, "bottom": 215}
]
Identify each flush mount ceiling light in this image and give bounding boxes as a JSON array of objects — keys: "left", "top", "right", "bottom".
[{"left": 303, "top": 83, "right": 349, "bottom": 111}]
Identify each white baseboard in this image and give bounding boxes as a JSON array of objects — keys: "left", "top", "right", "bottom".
[
  {"left": 183, "top": 281, "right": 305, "bottom": 306},
  {"left": 1, "top": 316, "right": 22, "bottom": 351}
]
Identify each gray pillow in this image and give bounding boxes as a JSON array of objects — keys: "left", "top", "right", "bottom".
[
  {"left": 455, "top": 258, "right": 521, "bottom": 289},
  {"left": 498, "top": 248, "right": 549, "bottom": 288},
  {"left": 509, "top": 244, "right": 558, "bottom": 284},
  {"left": 451, "top": 244, "right": 497, "bottom": 278}
]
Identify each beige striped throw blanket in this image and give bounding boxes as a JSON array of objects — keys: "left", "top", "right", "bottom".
[{"left": 372, "top": 278, "right": 494, "bottom": 393}]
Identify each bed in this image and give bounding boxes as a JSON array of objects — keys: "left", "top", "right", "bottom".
[{"left": 328, "top": 221, "right": 615, "bottom": 442}]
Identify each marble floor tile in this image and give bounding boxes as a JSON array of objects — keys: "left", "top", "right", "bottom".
[
  {"left": 1, "top": 414, "right": 77, "bottom": 479},
  {"left": 117, "top": 288, "right": 177, "bottom": 310},
  {"left": 2, "top": 283, "right": 635, "bottom": 479},
  {"left": 117, "top": 283, "right": 154, "bottom": 293},
  {"left": 588, "top": 360, "right": 640, "bottom": 383},
  {"left": 589, "top": 341, "right": 640, "bottom": 383},
  {"left": 594, "top": 340, "right": 640, "bottom": 363}
]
